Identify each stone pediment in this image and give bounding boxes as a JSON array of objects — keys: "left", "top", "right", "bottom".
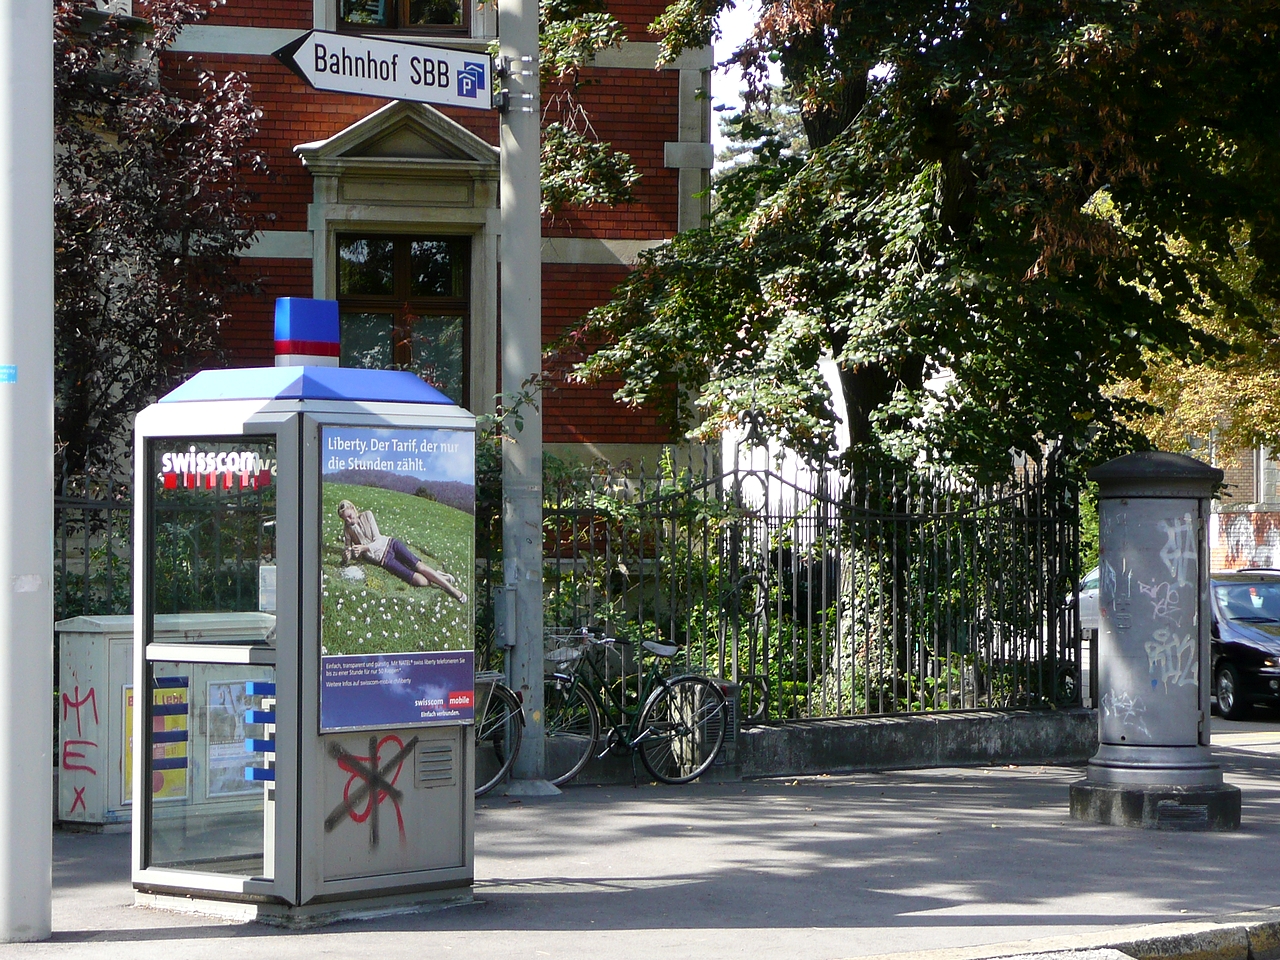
[{"left": 295, "top": 101, "right": 499, "bottom": 177}]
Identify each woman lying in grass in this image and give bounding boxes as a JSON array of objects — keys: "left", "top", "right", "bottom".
[{"left": 337, "top": 498, "right": 466, "bottom": 603}]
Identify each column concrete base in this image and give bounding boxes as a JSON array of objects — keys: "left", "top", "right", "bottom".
[
  {"left": 1069, "top": 780, "right": 1241, "bottom": 831},
  {"left": 502, "top": 779, "right": 562, "bottom": 797}
]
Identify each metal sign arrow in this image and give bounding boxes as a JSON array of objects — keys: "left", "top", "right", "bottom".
[{"left": 274, "top": 30, "right": 493, "bottom": 110}]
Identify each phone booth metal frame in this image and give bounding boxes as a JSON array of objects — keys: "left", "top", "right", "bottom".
[{"left": 131, "top": 367, "right": 476, "bottom": 920}]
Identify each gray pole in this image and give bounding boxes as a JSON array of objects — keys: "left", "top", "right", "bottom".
[
  {"left": 498, "top": 0, "right": 555, "bottom": 792},
  {"left": 0, "top": 0, "right": 54, "bottom": 940}
]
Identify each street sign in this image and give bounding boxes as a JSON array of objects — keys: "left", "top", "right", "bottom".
[{"left": 274, "top": 31, "right": 493, "bottom": 110}]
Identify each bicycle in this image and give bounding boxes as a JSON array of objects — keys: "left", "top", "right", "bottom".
[
  {"left": 543, "top": 628, "right": 730, "bottom": 786},
  {"left": 474, "top": 669, "right": 524, "bottom": 797}
]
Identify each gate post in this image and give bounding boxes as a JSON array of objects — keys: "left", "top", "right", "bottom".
[{"left": 1069, "top": 451, "right": 1240, "bottom": 830}]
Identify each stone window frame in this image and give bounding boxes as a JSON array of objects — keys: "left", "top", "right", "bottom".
[
  {"left": 314, "top": 0, "right": 496, "bottom": 44},
  {"left": 297, "top": 102, "right": 501, "bottom": 416}
]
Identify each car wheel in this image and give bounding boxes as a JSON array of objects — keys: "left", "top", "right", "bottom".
[{"left": 1216, "top": 662, "right": 1249, "bottom": 721}]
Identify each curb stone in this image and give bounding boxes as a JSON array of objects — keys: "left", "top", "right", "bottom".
[{"left": 851, "top": 905, "right": 1280, "bottom": 960}]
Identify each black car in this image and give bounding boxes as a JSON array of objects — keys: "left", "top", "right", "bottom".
[{"left": 1211, "top": 570, "right": 1280, "bottom": 720}]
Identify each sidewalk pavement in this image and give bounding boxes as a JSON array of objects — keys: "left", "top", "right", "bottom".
[{"left": 12, "top": 724, "right": 1280, "bottom": 960}]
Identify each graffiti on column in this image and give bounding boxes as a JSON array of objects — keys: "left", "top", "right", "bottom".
[
  {"left": 1101, "top": 688, "right": 1150, "bottom": 737},
  {"left": 1158, "top": 516, "right": 1198, "bottom": 587}
]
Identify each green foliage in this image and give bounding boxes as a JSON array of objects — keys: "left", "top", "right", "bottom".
[
  {"left": 574, "top": 0, "right": 1280, "bottom": 478},
  {"left": 542, "top": 123, "right": 640, "bottom": 214},
  {"left": 1120, "top": 233, "right": 1280, "bottom": 459},
  {"left": 153, "top": 486, "right": 274, "bottom": 615},
  {"left": 540, "top": 9, "right": 626, "bottom": 84},
  {"left": 321, "top": 482, "right": 473, "bottom": 656},
  {"left": 541, "top": 455, "right": 1078, "bottom": 720},
  {"left": 55, "top": 537, "right": 131, "bottom": 619},
  {"left": 1079, "top": 482, "right": 1100, "bottom": 573}
]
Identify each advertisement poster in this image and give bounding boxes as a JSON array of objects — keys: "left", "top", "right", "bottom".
[
  {"left": 123, "top": 680, "right": 189, "bottom": 805},
  {"left": 320, "top": 425, "right": 474, "bottom": 731},
  {"left": 320, "top": 651, "right": 475, "bottom": 730},
  {"left": 206, "top": 680, "right": 257, "bottom": 798}
]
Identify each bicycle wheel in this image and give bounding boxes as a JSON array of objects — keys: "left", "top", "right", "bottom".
[
  {"left": 475, "top": 683, "right": 524, "bottom": 798},
  {"left": 638, "top": 676, "right": 727, "bottom": 784},
  {"left": 543, "top": 675, "right": 599, "bottom": 786}
]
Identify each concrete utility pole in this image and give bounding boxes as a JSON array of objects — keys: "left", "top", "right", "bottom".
[
  {"left": 0, "top": 0, "right": 54, "bottom": 941},
  {"left": 498, "top": 0, "right": 554, "bottom": 791}
]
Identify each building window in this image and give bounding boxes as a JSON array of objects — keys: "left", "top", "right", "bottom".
[
  {"left": 337, "top": 234, "right": 469, "bottom": 405},
  {"left": 1260, "top": 448, "right": 1280, "bottom": 504},
  {"left": 339, "top": 0, "right": 464, "bottom": 31}
]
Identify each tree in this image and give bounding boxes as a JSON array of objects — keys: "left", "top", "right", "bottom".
[
  {"left": 1120, "top": 236, "right": 1280, "bottom": 461},
  {"left": 54, "top": 0, "right": 265, "bottom": 474},
  {"left": 566, "top": 0, "right": 1280, "bottom": 477}
]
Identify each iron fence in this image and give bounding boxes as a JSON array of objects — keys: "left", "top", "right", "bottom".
[
  {"left": 542, "top": 447, "right": 1082, "bottom": 720},
  {"left": 55, "top": 471, "right": 131, "bottom": 621}
]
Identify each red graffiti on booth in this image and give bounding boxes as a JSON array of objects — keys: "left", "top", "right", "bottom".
[{"left": 323, "top": 735, "right": 419, "bottom": 848}]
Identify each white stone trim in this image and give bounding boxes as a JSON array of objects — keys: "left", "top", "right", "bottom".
[
  {"left": 663, "top": 141, "right": 713, "bottom": 170},
  {"left": 242, "top": 230, "right": 313, "bottom": 260},
  {"left": 592, "top": 43, "right": 713, "bottom": 71},
  {"left": 540, "top": 237, "right": 665, "bottom": 266},
  {"left": 170, "top": 26, "right": 301, "bottom": 55}
]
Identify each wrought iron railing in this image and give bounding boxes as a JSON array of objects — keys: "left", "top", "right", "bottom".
[
  {"left": 55, "top": 471, "right": 131, "bottom": 621},
  {"left": 542, "top": 447, "right": 1082, "bottom": 720}
]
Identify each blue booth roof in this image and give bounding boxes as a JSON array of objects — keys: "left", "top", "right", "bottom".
[{"left": 159, "top": 367, "right": 454, "bottom": 405}]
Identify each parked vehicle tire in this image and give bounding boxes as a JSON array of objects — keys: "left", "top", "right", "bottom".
[
  {"left": 543, "top": 675, "right": 599, "bottom": 786},
  {"left": 637, "top": 676, "right": 728, "bottom": 784},
  {"left": 1216, "top": 661, "right": 1249, "bottom": 720}
]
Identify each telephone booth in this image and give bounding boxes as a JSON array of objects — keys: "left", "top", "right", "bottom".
[{"left": 131, "top": 362, "right": 476, "bottom": 921}]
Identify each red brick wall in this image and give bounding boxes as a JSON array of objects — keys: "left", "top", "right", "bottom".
[
  {"left": 542, "top": 263, "right": 668, "bottom": 444},
  {"left": 607, "top": 0, "right": 667, "bottom": 40},
  {"left": 543, "top": 69, "right": 680, "bottom": 239},
  {"left": 223, "top": 258, "right": 314, "bottom": 364},
  {"left": 194, "top": 0, "right": 669, "bottom": 40},
  {"left": 202, "top": 0, "right": 313, "bottom": 29},
  {"left": 1218, "top": 448, "right": 1256, "bottom": 504}
]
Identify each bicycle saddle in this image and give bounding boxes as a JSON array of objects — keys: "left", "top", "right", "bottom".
[{"left": 642, "top": 640, "right": 679, "bottom": 658}]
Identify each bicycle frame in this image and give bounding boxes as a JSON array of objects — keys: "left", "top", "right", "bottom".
[{"left": 564, "top": 640, "right": 674, "bottom": 754}]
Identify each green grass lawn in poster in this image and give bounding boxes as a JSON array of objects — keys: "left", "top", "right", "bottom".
[{"left": 321, "top": 481, "right": 473, "bottom": 656}]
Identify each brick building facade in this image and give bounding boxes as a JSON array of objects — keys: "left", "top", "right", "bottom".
[
  {"left": 157, "top": 0, "right": 710, "bottom": 461},
  {"left": 1208, "top": 446, "right": 1280, "bottom": 570}
]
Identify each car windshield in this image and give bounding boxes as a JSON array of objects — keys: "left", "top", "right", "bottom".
[{"left": 1213, "top": 580, "right": 1280, "bottom": 623}]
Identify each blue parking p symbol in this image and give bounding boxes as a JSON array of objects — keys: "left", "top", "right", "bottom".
[{"left": 457, "top": 62, "right": 485, "bottom": 99}]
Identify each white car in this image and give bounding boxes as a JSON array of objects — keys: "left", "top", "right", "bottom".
[{"left": 1078, "top": 565, "right": 1099, "bottom": 634}]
